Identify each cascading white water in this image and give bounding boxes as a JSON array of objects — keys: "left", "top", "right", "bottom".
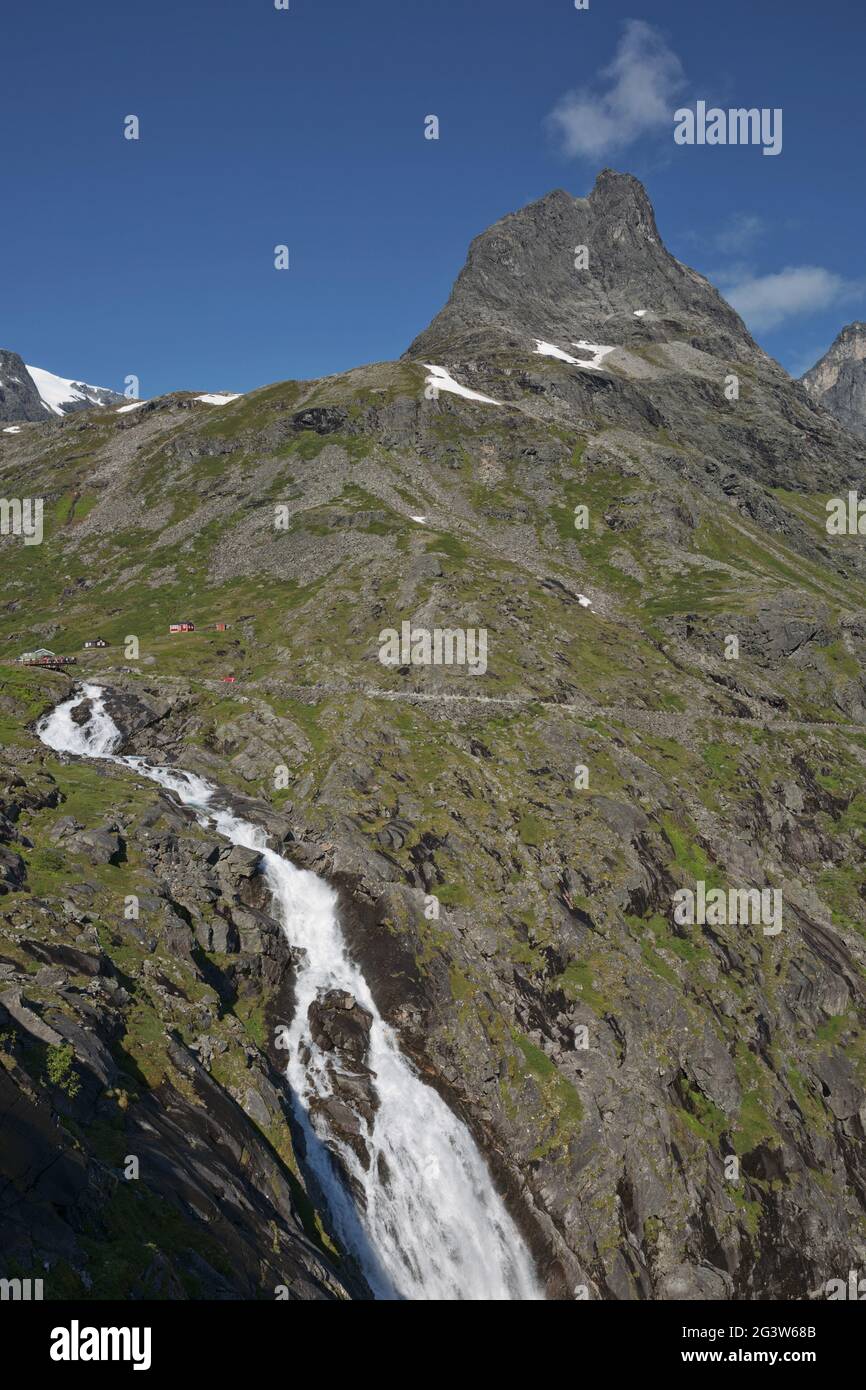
[
  {"left": 39, "top": 682, "right": 127, "bottom": 758},
  {"left": 39, "top": 685, "right": 542, "bottom": 1301}
]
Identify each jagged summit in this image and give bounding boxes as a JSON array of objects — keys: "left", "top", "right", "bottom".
[
  {"left": 801, "top": 322, "right": 866, "bottom": 438},
  {"left": 586, "top": 167, "right": 662, "bottom": 242},
  {"left": 406, "top": 169, "right": 764, "bottom": 366}
]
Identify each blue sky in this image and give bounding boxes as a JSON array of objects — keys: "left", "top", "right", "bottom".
[{"left": 2, "top": 0, "right": 863, "bottom": 395}]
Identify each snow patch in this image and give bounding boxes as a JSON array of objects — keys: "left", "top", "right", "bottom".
[
  {"left": 410, "top": 514, "right": 427, "bottom": 524},
  {"left": 25, "top": 364, "right": 109, "bottom": 416},
  {"left": 195, "top": 393, "right": 241, "bottom": 406},
  {"left": 2, "top": 426, "right": 22, "bottom": 434},
  {"left": 116, "top": 401, "right": 145, "bottom": 414},
  {"left": 570, "top": 340, "right": 616, "bottom": 371},
  {"left": 577, "top": 594, "right": 592, "bottom": 608},
  {"left": 534, "top": 340, "right": 579, "bottom": 365},
  {"left": 423, "top": 365, "right": 501, "bottom": 406},
  {"left": 533, "top": 339, "right": 616, "bottom": 372},
  {"left": 633, "top": 309, "right": 648, "bottom": 318}
]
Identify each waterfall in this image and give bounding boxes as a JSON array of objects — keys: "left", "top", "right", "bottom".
[{"left": 38, "top": 685, "right": 542, "bottom": 1301}]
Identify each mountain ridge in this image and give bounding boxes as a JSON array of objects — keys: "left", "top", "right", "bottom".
[{"left": 0, "top": 349, "right": 124, "bottom": 422}]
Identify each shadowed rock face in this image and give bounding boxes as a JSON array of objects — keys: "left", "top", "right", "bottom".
[
  {"left": 307, "top": 990, "right": 378, "bottom": 1187},
  {"left": 407, "top": 170, "right": 767, "bottom": 366},
  {"left": 0, "top": 760, "right": 357, "bottom": 1300},
  {"left": 0, "top": 350, "right": 48, "bottom": 422},
  {"left": 802, "top": 323, "right": 866, "bottom": 438}
]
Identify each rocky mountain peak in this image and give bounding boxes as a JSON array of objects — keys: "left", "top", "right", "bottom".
[
  {"left": 406, "top": 169, "right": 763, "bottom": 366},
  {"left": 801, "top": 322, "right": 866, "bottom": 437},
  {"left": 0, "top": 348, "right": 47, "bottom": 423},
  {"left": 588, "top": 167, "right": 661, "bottom": 244}
]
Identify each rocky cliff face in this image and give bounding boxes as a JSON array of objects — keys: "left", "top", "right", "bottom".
[
  {"left": 0, "top": 683, "right": 355, "bottom": 1298},
  {"left": 802, "top": 322, "right": 866, "bottom": 438},
  {"left": 0, "top": 350, "right": 48, "bottom": 422},
  {"left": 2, "top": 170, "right": 866, "bottom": 1300}
]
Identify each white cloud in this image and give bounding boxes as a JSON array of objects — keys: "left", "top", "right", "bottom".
[
  {"left": 718, "top": 266, "right": 862, "bottom": 331},
  {"left": 547, "top": 20, "right": 686, "bottom": 159}
]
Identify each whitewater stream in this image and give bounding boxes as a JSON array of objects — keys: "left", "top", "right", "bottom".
[{"left": 38, "top": 685, "right": 542, "bottom": 1301}]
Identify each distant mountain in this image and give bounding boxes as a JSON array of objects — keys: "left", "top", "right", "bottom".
[
  {"left": 0, "top": 349, "right": 124, "bottom": 422},
  {"left": 801, "top": 322, "right": 866, "bottom": 438}
]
